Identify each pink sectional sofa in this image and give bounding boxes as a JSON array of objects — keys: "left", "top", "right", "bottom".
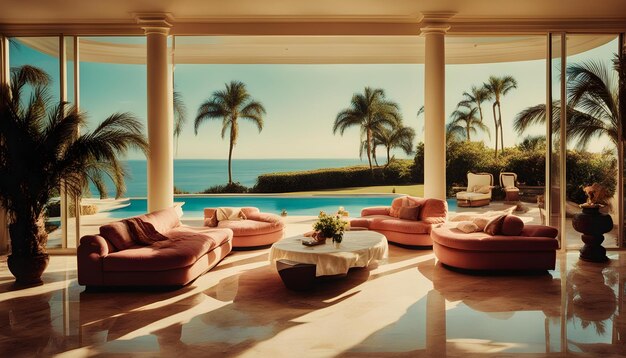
[
  {"left": 204, "top": 207, "right": 284, "bottom": 249},
  {"left": 78, "top": 206, "right": 233, "bottom": 288},
  {"left": 431, "top": 223, "right": 559, "bottom": 271},
  {"left": 350, "top": 196, "right": 448, "bottom": 247}
]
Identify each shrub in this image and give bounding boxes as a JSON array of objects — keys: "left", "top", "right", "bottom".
[
  {"left": 566, "top": 150, "right": 617, "bottom": 203},
  {"left": 253, "top": 160, "right": 416, "bottom": 193},
  {"left": 46, "top": 202, "right": 98, "bottom": 218},
  {"left": 174, "top": 186, "right": 190, "bottom": 194},
  {"left": 201, "top": 182, "right": 249, "bottom": 194}
]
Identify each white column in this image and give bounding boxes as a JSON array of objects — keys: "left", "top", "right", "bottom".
[
  {"left": 140, "top": 18, "right": 174, "bottom": 212},
  {"left": 421, "top": 18, "right": 451, "bottom": 200}
]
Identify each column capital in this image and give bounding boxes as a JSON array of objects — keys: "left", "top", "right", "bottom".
[
  {"left": 420, "top": 11, "right": 456, "bottom": 35},
  {"left": 135, "top": 13, "right": 173, "bottom": 35}
]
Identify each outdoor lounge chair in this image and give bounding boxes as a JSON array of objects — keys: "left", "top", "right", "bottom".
[
  {"left": 500, "top": 172, "right": 520, "bottom": 202},
  {"left": 456, "top": 172, "right": 494, "bottom": 207}
]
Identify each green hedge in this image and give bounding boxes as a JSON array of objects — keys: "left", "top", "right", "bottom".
[
  {"left": 436, "top": 141, "right": 617, "bottom": 203},
  {"left": 201, "top": 182, "right": 250, "bottom": 194},
  {"left": 253, "top": 160, "right": 416, "bottom": 193}
]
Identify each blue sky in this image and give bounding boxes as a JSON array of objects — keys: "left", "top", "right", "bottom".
[{"left": 9, "top": 36, "right": 619, "bottom": 160}]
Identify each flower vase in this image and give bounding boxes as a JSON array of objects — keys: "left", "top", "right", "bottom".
[{"left": 572, "top": 205, "right": 613, "bottom": 263}]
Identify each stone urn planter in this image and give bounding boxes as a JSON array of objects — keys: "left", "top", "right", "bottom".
[{"left": 572, "top": 205, "right": 613, "bottom": 263}]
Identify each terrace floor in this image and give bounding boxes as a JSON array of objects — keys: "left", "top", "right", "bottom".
[{"left": 1, "top": 215, "right": 625, "bottom": 357}]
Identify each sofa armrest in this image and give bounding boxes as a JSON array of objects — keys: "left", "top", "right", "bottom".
[
  {"left": 241, "top": 207, "right": 261, "bottom": 217},
  {"left": 77, "top": 235, "right": 110, "bottom": 286},
  {"left": 521, "top": 225, "right": 559, "bottom": 239},
  {"left": 361, "top": 207, "right": 390, "bottom": 216},
  {"left": 245, "top": 211, "right": 284, "bottom": 227}
]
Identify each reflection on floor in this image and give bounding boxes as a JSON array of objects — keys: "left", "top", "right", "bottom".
[{"left": 1, "top": 247, "right": 626, "bottom": 357}]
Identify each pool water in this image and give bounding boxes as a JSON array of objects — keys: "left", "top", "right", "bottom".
[{"left": 107, "top": 195, "right": 459, "bottom": 218}]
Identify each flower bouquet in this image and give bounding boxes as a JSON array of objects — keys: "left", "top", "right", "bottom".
[{"left": 304, "top": 211, "right": 348, "bottom": 246}]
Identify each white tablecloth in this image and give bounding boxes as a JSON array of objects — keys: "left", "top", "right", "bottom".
[{"left": 269, "top": 231, "right": 388, "bottom": 276}]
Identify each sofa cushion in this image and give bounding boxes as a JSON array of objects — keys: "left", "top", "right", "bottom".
[
  {"left": 370, "top": 217, "right": 431, "bottom": 234},
  {"left": 168, "top": 226, "right": 233, "bottom": 246},
  {"left": 103, "top": 235, "right": 215, "bottom": 272},
  {"left": 501, "top": 215, "right": 525, "bottom": 236},
  {"left": 398, "top": 205, "right": 421, "bottom": 220},
  {"left": 99, "top": 221, "right": 133, "bottom": 251},
  {"left": 456, "top": 191, "right": 491, "bottom": 201},
  {"left": 140, "top": 206, "right": 182, "bottom": 235},
  {"left": 124, "top": 217, "right": 170, "bottom": 245}
]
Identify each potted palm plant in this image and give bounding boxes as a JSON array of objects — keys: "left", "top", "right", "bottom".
[{"left": 0, "top": 65, "right": 148, "bottom": 286}]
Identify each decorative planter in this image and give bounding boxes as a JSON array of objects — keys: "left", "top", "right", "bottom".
[
  {"left": 572, "top": 206, "right": 613, "bottom": 263},
  {"left": 7, "top": 254, "right": 49, "bottom": 286}
]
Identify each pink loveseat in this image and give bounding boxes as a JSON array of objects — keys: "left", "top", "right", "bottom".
[
  {"left": 204, "top": 207, "right": 284, "bottom": 249},
  {"left": 431, "top": 223, "right": 559, "bottom": 271},
  {"left": 350, "top": 196, "right": 448, "bottom": 247},
  {"left": 78, "top": 206, "right": 233, "bottom": 288}
]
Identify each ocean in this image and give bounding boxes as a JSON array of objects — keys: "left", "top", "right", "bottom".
[{"left": 98, "top": 158, "right": 367, "bottom": 198}]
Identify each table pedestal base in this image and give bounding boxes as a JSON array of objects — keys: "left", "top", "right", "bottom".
[{"left": 276, "top": 260, "right": 316, "bottom": 291}]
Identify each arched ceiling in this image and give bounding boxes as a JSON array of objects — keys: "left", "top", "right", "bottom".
[{"left": 1, "top": 0, "right": 626, "bottom": 29}]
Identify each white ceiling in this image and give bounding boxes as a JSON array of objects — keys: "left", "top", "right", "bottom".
[{"left": 2, "top": 0, "right": 626, "bottom": 25}]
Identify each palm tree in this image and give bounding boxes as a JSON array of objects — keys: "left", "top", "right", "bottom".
[
  {"left": 484, "top": 75, "right": 518, "bottom": 157},
  {"left": 373, "top": 124, "right": 416, "bottom": 164},
  {"left": 173, "top": 89, "right": 186, "bottom": 155},
  {"left": 334, "top": 87, "right": 401, "bottom": 169},
  {"left": 514, "top": 59, "right": 619, "bottom": 150},
  {"left": 458, "top": 85, "right": 492, "bottom": 123},
  {"left": 0, "top": 65, "right": 148, "bottom": 279},
  {"left": 359, "top": 136, "right": 381, "bottom": 167},
  {"left": 446, "top": 107, "right": 490, "bottom": 142},
  {"left": 194, "top": 81, "right": 265, "bottom": 184}
]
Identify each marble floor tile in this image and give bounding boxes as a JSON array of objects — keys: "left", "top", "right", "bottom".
[{"left": 1, "top": 248, "right": 626, "bottom": 357}]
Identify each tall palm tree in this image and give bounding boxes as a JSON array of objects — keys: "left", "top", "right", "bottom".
[
  {"left": 334, "top": 87, "right": 401, "bottom": 169},
  {"left": 173, "top": 89, "right": 186, "bottom": 155},
  {"left": 484, "top": 75, "right": 518, "bottom": 157},
  {"left": 458, "top": 85, "right": 492, "bottom": 123},
  {"left": 0, "top": 65, "right": 148, "bottom": 262},
  {"left": 514, "top": 59, "right": 619, "bottom": 150},
  {"left": 359, "top": 136, "right": 381, "bottom": 167},
  {"left": 373, "top": 124, "right": 416, "bottom": 164},
  {"left": 446, "top": 107, "right": 490, "bottom": 142},
  {"left": 194, "top": 81, "right": 265, "bottom": 184}
]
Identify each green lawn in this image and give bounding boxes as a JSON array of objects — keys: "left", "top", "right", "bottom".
[{"left": 289, "top": 184, "right": 424, "bottom": 196}]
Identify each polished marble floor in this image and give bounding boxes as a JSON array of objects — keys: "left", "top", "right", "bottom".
[{"left": 1, "top": 245, "right": 626, "bottom": 357}]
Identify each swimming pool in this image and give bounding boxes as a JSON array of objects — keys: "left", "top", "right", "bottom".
[
  {"left": 107, "top": 194, "right": 390, "bottom": 218},
  {"left": 107, "top": 195, "right": 458, "bottom": 218}
]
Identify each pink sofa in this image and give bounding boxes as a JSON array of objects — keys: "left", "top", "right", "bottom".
[
  {"left": 431, "top": 224, "right": 559, "bottom": 271},
  {"left": 78, "top": 206, "right": 233, "bottom": 288},
  {"left": 350, "top": 196, "right": 448, "bottom": 247},
  {"left": 204, "top": 207, "right": 284, "bottom": 249}
]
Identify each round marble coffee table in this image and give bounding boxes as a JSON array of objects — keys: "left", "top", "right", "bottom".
[{"left": 269, "top": 231, "right": 388, "bottom": 290}]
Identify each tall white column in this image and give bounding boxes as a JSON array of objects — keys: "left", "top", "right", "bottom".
[
  {"left": 421, "top": 16, "right": 451, "bottom": 200},
  {"left": 140, "top": 17, "right": 174, "bottom": 212}
]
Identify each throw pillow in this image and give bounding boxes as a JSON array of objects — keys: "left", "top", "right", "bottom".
[
  {"left": 457, "top": 221, "right": 479, "bottom": 233},
  {"left": 472, "top": 216, "right": 491, "bottom": 231},
  {"left": 203, "top": 208, "right": 218, "bottom": 227},
  {"left": 398, "top": 205, "right": 421, "bottom": 220},
  {"left": 216, "top": 207, "right": 247, "bottom": 221},
  {"left": 450, "top": 214, "right": 475, "bottom": 222},
  {"left": 501, "top": 215, "right": 525, "bottom": 236},
  {"left": 124, "top": 217, "right": 169, "bottom": 246},
  {"left": 484, "top": 214, "right": 507, "bottom": 235},
  {"left": 100, "top": 221, "right": 135, "bottom": 251},
  {"left": 389, "top": 197, "right": 408, "bottom": 218},
  {"left": 474, "top": 185, "right": 492, "bottom": 194}
]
